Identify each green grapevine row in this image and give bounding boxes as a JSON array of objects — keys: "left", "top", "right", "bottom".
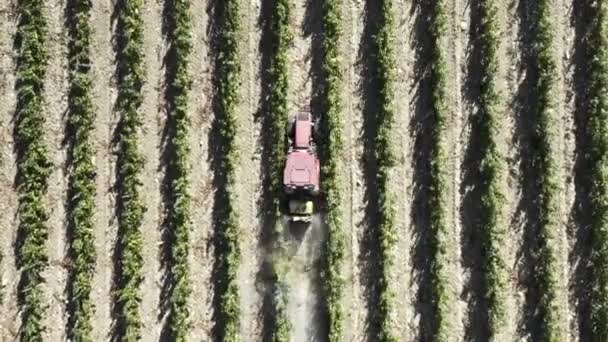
[
  {"left": 428, "top": 0, "right": 452, "bottom": 339},
  {"left": 371, "top": 0, "right": 399, "bottom": 341},
  {"left": 164, "top": 0, "right": 193, "bottom": 340},
  {"left": 473, "top": 0, "right": 508, "bottom": 339},
  {"left": 531, "top": 1, "right": 563, "bottom": 340},
  {"left": 113, "top": 0, "right": 146, "bottom": 340},
  {"left": 14, "top": 0, "right": 52, "bottom": 340},
  {"left": 268, "top": 0, "right": 292, "bottom": 341},
  {"left": 65, "top": 0, "right": 97, "bottom": 340},
  {"left": 586, "top": 0, "right": 608, "bottom": 339},
  {"left": 213, "top": 0, "right": 242, "bottom": 340},
  {"left": 318, "top": 0, "right": 345, "bottom": 341}
]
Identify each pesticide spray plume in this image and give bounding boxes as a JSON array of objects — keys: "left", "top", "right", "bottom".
[
  {"left": 284, "top": 213, "right": 326, "bottom": 342},
  {"left": 256, "top": 213, "right": 327, "bottom": 341}
]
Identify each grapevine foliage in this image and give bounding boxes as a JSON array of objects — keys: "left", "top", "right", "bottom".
[
  {"left": 65, "top": 0, "right": 97, "bottom": 340},
  {"left": 14, "top": 0, "right": 52, "bottom": 339}
]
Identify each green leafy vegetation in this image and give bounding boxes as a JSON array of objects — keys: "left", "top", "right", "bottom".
[
  {"left": 473, "top": 0, "right": 508, "bottom": 338},
  {"left": 65, "top": 0, "right": 97, "bottom": 340},
  {"left": 531, "top": 1, "right": 563, "bottom": 340},
  {"left": 164, "top": 0, "right": 193, "bottom": 340},
  {"left": 213, "top": 0, "right": 242, "bottom": 340},
  {"left": 428, "top": 0, "right": 452, "bottom": 340},
  {"left": 14, "top": 0, "right": 52, "bottom": 339},
  {"left": 360, "top": 0, "right": 398, "bottom": 341},
  {"left": 586, "top": 0, "right": 608, "bottom": 339},
  {"left": 113, "top": 0, "right": 146, "bottom": 340},
  {"left": 371, "top": 1, "right": 399, "bottom": 341},
  {"left": 267, "top": 0, "right": 292, "bottom": 341},
  {"left": 318, "top": 0, "right": 345, "bottom": 341}
]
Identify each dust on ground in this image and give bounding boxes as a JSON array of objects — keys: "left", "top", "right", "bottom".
[{"left": 281, "top": 215, "right": 326, "bottom": 342}]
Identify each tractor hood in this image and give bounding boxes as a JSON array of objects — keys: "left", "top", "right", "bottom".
[{"left": 283, "top": 150, "right": 320, "bottom": 190}]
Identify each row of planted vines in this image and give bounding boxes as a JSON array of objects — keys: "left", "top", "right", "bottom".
[
  {"left": 14, "top": 0, "right": 52, "bottom": 339},
  {"left": 369, "top": 0, "right": 399, "bottom": 341},
  {"left": 428, "top": 0, "right": 452, "bottom": 340},
  {"left": 113, "top": 0, "right": 146, "bottom": 339},
  {"left": 164, "top": 0, "right": 193, "bottom": 340},
  {"left": 65, "top": 0, "right": 97, "bottom": 340},
  {"left": 319, "top": 0, "right": 345, "bottom": 341},
  {"left": 587, "top": 0, "right": 608, "bottom": 339},
  {"left": 473, "top": 0, "right": 508, "bottom": 339},
  {"left": 531, "top": 0, "right": 563, "bottom": 340},
  {"left": 213, "top": 0, "right": 242, "bottom": 341}
]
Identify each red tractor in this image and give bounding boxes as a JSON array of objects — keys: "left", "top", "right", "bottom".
[{"left": 283, "top": 111, "right": 320, "bottom": 223}]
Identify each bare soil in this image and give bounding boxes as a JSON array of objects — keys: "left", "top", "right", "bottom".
[
  {"left": 90, "top": 0, "right": 116, "bottom": 338},
  {"left": 40, "top": 0, "right": 70, "bottom": 340},
  {"left": 236, "top": 0, "right": 264, "bottom": 340},
  {"left": 186, "top": 0, "right": 215, "bottom": 339},
  {"left": 340, "top": 0, "right": 367, "bottom": 339},
  {"left": 137, "top": 1, "right": 166, "bottom": 339},
  {"left": 0, "top": 1, "right": 19, "bottom": 339}
]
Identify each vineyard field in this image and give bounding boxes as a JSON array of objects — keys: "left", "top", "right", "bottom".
[{"left": 0, "top": 0, "right": 606, "bottom": 341}]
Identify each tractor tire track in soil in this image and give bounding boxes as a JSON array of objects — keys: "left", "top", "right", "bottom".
[
  {"left": 237, "top": 0, "right": 264, "bottom": 340},
  {"left": 390, "top": 1, "right": 415, "bottom": 340},
  {"left": 448, "top": 0, "right": 468, "bottom": 338},
  {"left": 90, "top": 0, "right": 116, "bottom": 338},
  {"left": 0, "top": 1, "right": 19, "bottom": 339},
  {"left": 557, "top": 0, "right": 577, "bottom": 339},
  {"left": 342, "top": 0, "right": 366, "bottom": 340},
  {"left": 188, "top": 0, "right": 214, "bottom": 339},
  {"left": 503, "top": 0, "right": 524, "bottom": 339},
  {"left": 44, "top": 0, "right": 70, "bottom": 339},
  {"left": 139, "top": 2, "right": 166, "bottom": 339}
]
